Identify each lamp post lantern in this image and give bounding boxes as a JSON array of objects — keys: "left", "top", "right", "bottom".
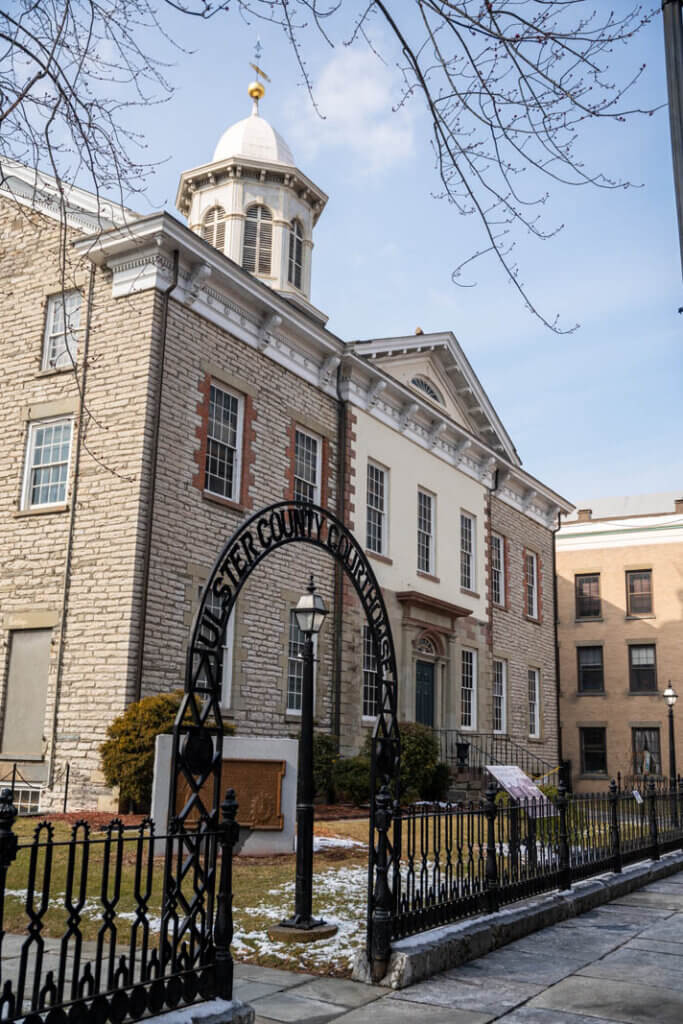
[
  {"left": 664, "top": 683, "right": 678, "bottom": 785},
  {"left": 275, "top": 575, "right": 337, "bottom": 940}
]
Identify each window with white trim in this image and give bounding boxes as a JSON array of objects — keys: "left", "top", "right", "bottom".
[
  {"left": 22, "top": 418, "right": 73, "bottom": 509},
  {"left": 362, "top": 625, "right": 379, "bottom": 718},
  {"left": 526, "top": 551, "right": 539, "bottom": 618},
  {"left": 288, "top": 219, "right": 304, "bottom": 289},
  {"left": 201, "top": 206, "right": 226, "bottom": 251},
  {"left": 202, "top": 586, "right": 235, "bottom": 708},
  {"left": 294, "top": 428, "right": 321, "bottom": 504},
  {"left": 460, "top": 512, "right": 476, "bottom": 591},
  {"left": 528, "top": 668, "right": 540, "bottom": 737},
  {"left": 491, "top": 533, "right": 505, "bottom": 606},
  {"left": 242, "top": 204, "right": 273, "bottom": 275},
  {"left": 205, "top": 384, "right": 243, "bottom": 501},
  {"left": 42, "top": 291, "right": 81, "bottom": 370},
  {"left": 366, "top": 462, "right": 387, "bottom": 555},
  {"left": 417, "top": 490, "right": 434, "bottom": 574},
  {"left": 493, "top": 659, "right": 507, "bottom": 734},
  {"left": 460, "top": 648, "right": 477, "bottom": 729},
  {"left": 286, "top": 612, "right": 317, "bottom": 713}
]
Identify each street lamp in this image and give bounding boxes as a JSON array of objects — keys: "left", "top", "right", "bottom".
[
  {"left": 276, "top": 575, "right": 336, "bottom": 939},
  {"left": 664, "top": 683, "right": 678, "bottom": 785}
]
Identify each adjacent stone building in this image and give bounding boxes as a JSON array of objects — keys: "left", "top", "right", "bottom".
[
  {"left": 0, "top": 81, "right": 572, "bottom": 811},
  {"left": 557, "top": 495, "right": 683, "bottom": 791}
]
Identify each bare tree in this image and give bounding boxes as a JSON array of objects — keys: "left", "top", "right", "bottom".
[{"left": 0, "top": 1, "right": 659, "bottom": 331}]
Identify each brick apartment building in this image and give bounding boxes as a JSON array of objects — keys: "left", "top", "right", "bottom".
[
  {"left": 557, "top": 494, "right": 683, "bottom": 791},
  {"left": 0, "top": 83, "right": 572, "bottom": 811}
]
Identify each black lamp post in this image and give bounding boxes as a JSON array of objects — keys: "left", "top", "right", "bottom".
[
  {"left": 664, "top": 683, "right": 678, "bottom": 785},
  {"left": 279, "top": 575, "right": 336, "bottom": 936}
]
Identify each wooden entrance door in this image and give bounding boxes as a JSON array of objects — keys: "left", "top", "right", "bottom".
[{"left": 415, "top": 659, "right": 435, "bottom": 728}]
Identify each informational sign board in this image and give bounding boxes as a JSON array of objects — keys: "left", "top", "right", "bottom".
[
  {"left": 486, "top": 764, "right": 556, "bottom": 818},
  {"left": 632, "top": 789, "right": 644, "bottom": 805}
]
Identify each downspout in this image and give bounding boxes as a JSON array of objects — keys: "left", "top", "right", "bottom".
[
  {"left": 49, "top": 263, "right": 96, "bottom": 788},
  {"left": 552, "top": 510, "right": 565, "bottom": 780},
  {"left": 134, "top": 250, "right": 179, "bottom": 702},
  {"left": 332, "top": 359, "right": 347, "bottom": 750}
]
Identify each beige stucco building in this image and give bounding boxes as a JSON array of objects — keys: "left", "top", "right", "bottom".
[
  {"left": 557, "top": 495, "right": 683, "bottom": 792},
  {"left": 0, "top": 84, "right": 572, "bottom": 812}
]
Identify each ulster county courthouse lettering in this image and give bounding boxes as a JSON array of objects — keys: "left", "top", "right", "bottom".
[{"left": 0, "top": 82, "right": 572, "bottom": 810}]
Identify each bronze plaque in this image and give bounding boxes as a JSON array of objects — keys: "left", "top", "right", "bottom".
[{"left": 176, "top": 757, "right": 286, "bottom": 830}]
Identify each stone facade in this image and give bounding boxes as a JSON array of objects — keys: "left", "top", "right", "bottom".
[{"left": 490, "top": 494, "right": 559, "bottom": 766}]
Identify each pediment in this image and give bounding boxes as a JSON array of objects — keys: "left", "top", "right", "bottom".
[{"left": 372, "top": 352, "right": 475, "bottom": 432}]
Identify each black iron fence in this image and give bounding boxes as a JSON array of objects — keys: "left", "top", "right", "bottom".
[
  {"left": 389, "top": 779, "right": 683, "bottom": 941},
  {"left": 0, "top": 788, "right": 239, "bottom": 1024},
  {"left": 437, "top": 730, "right": 558, "bottom": 784}
]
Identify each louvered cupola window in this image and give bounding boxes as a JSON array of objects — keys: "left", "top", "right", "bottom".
[
  {"left": 288, "top": 219, "right": 304, "bottom": 289},
  {"left": 242, "top": 204, "right": 273, "bottom": 275},
  {"left": 201, "top": 206, "right": 226, "bottom": 251}
]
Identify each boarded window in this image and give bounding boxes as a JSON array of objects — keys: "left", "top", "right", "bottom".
[{"left": 1, "top": 629, "right": 51, "bottom": 757}]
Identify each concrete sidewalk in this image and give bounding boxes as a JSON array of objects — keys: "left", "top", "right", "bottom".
[{"left": 238, "top": 871, "right": 683, "bottom": 1023}]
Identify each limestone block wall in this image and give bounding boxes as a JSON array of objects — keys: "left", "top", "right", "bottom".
[
  {"left": 0, "top": 199, "right": 160, "bottom": 809},
  {"left": 490, "top": 494, "right": 559, "bottom": 766},
  {"left": 140, "top": 299, "right": 340, "bottom": 740}
]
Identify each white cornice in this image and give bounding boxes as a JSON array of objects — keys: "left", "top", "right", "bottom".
[
  {"left": 72, "top": 212, "right": 344, "bottom": 395},
  {"left": 341, "top": 353, "right": 572, "bottom": 529}
]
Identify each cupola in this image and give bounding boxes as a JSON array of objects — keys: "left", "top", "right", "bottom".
[{"left": 176, "top": 79, "right": 328, "bottom": 315}]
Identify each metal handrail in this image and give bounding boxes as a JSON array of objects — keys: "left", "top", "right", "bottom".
[{"left": 436, "top": 729, "right": 557, "bottom": 780}]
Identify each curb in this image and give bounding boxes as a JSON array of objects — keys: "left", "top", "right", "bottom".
[{"left": 352, "top": 849, "right": 683, "bottom": 989}]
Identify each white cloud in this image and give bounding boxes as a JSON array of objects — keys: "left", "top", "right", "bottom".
[{"left": 285, "top": 48, "right": 418, "bottom": 174}]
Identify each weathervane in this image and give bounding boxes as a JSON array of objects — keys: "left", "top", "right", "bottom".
[{"left": 248, "top": 36, "right": 271, "bottom": 113}]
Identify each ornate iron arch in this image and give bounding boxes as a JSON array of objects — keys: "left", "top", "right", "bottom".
[{"left": 164, "top": 500, "right": 400, "bottom": 980}]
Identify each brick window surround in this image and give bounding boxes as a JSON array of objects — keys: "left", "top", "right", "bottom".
[
  {"left": 192, "top": 374, "right": 255, "bottom": 511},
  {"left": 491, "top": 532, "right": 509, "bottom": 610},
  {"left": 284, "top": 420, "right": 329, "bottom": 507}
]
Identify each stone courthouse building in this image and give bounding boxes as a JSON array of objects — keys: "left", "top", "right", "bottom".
[{"left": 0, "top": 81, "right": 571, "bottom": 811}]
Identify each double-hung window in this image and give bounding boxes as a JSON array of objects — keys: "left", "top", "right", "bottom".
[
  {"left": 577, "top": 646, "right": 604, "bottom": 693},
  {"left": 491, "top": 533, "right": 505, "bottom": 606},
  {"left": 42, "top": 291, "right": 81, "bottom": 369},
  {"left": 366, "top": 462, "right": 387, "bottom": 555},
  {"left": 417, "top": 490, "right": 434, "bottom": 574},
  {"left": 632, "top": 727, "right": 661, "bottom": 777},
  {"left": 492, "top": 659, "right": 507, "bottom": 734},
  {"left": 205, "top": 384, "right": 243, "bottom": 502},
  {"left": 526, "top": 551, "right": 539, "bottom": 619},
  {"left": 460, "top": 512, "right": 475, "bottom": 591},
  {"left": 575, "top": 573, "right": 600, "bottom": 619},
  {"left": 22, "top": 418, "right": 73, "bottom": 509},
  {"left": 201, "top": 586, "right": 235, "bottom": 707},
  {"left": 528, "top": 668, "right": 540, "bottom": 737},
  {"left": 362, "top": 625, "right": 379, "bottom": 718},
  {"left": 629, "top": 644, "right": 657, "bottom": 692},
  {"left": 460, "top": 648, "right": 477, "bottom": 729},
  {"left": 286, "top": 612, "right": 316, "bottom": 713},
  {"left": 580, "top": 727, "right": 607, "bottom": 775},
  {"left": 294, "top": 428, "right": 321, "bottom": 504},
  {"left": 626, "top": 570, "right": 653, "bottom": 616}
]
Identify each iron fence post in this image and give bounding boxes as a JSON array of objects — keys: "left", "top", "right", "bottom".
[
  {"left": 509, "top": 799, "right": 520, "bottom": 881},
  {"left": 484, "top": 782, "right": 499, "bottom": 913},
  {"left": 0, "top": 789, "right": 18, "bottom": 972},
  {"left": 557, "top": 781, "right": 571, "bottom": 890},
  {"left": 648, "top": 778, "right": 660, "bottom": 862},
  {"left": 608, "top": 779, "right": 622, "bottom": 874},
  {"left": 371, "top": 784, "right": 393, "bottom": 983},
  {"left": 214, "top": 788, "right": 239, "bottom": 1000}
]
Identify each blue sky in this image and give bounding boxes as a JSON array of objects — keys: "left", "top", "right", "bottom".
[{"left": 131, "top": 5, "right": 681, "bottom": 505}]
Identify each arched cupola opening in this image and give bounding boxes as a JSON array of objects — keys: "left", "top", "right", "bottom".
[
  {"left": 202, "top": 206, "right": 226, "bottom": 252},
  {"left": 288, "top": 219, "right": 304, "bottom": 290},
  {"left": 242, "top": 203, "right": 273, "bottom": 276}
]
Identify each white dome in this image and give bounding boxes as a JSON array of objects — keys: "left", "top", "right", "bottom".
[{"left": 213, "top": 111, "right": 295, "bottom": 166}]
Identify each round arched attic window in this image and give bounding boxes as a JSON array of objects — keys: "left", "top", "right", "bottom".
[{"left": 411, "top": 376, "right": 443, "bottom": 404}]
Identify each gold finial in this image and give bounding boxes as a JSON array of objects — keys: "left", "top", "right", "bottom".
[{"left": 248, "top": 55, "right": 271, "bottom": 113}]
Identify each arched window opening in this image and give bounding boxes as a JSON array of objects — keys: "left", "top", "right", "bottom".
[
  {"left": 411, "top": 376, "right": 443, "bottom": 404},
  {"left": 416, "top": 635, "right": 437, "bottom": 657},
  {"left": 201, "top": 206, "right": 226, "bottom": 251},
  {"left": 242, "top": 204, "right": 273, "bottom": 275},
  {"left": 288, "top": 219, "right": 304, "bottom": 289}
]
